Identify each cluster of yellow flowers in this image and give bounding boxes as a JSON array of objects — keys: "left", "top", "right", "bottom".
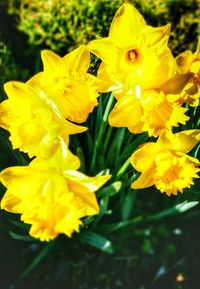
[
  {"left": 0, "top": 45, "right": 111, "bottom": 241},
  {"left": 0, "top": 3, "right": 200, "bottom": 241}
]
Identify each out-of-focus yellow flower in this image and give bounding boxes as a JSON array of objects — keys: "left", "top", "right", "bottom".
[
  {"left": 109, "top": 85, "right": 189, "bottom": 137},
  {"left": 0, "top": 144, "right": 111, "bottom": 241},
  {"left": 131, "top": 130, "right": 200, "bottom": 196},
  {"left": 0, "top": 81, "right": 86, "bottom": 157},
  {"left": 88, "top": 3, "right": 176, "bottom": 94},
  {"left": 29, "top": 45, "right": 99, "bottom": 123},
  {"left": 176, "top": 40, "right": 200, "bottom": 106}
]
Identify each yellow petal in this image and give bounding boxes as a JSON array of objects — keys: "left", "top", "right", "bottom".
[
  {"left": 96, "top": 62, "right": 121, "bottom": 93},
  {"left": 64, "top": 170, "right": 111, "bottom": 192},
  {"left": 0, "top": 100, "right": 11, "bottom": 130},
  {"left": 142, "top": 24, "right": 171, "bottom": 50},
  {"left": 27, "top": 72, "right": 44, "bottom": 87},
  {"left": 131, "top": 167, "right": 155, "bottom": 189},
  {"left": 109, "top": 3, "right": 146, "bottom": 45},
  {"left": 1, "top": 191, "right": 23, "bottom": 213},
  {"left": 160, "top": 73, "right": 194, "bottom": 94},
  {"left": 41, "top": 50, "right": 65, "bottom": 76},
  {"left": 0, "top": 166, "right": 46, "bottom": 213},
  {"left": 158, "top": 130, "right": 179, "bottom": 150},
  {"left": 63, "top": 45, "right": 90, "bottom": 74},
  {"left": 62, "top": 119, "right": 87, "bottom": 134},
  {"left": 31, "top": 142, "right": 81, "bottom": 172},
  {"left": 4, "top": 81, "right": 40, "bottom": 108},
  {"left": 109, "top": 95, "right": 144, "bottom": 133},
  {"left": 130, "top": 143, "right": 157, "bottom": 172},
  {"left": 176, "top": 50, "right": 194, "bottom": 74},
  {"left": 175, "top": 130, "right": 200, "bottom": 153},
  {"left": 88, "top": 37, "right": 117, "bottom": 64},
  {"left": 68, "top": 182, "right": 99, "bottom": 215}
]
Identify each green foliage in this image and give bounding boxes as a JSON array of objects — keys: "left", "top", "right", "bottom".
[
  {"left": 8, "top": 0, "right": 199, "bottom": 54},
  {"left": 77, "top": 230, "right": 114, "bottom": 254},
  {"left": 0, "top": 40, "right": 27, "bottom": 86},
  {"left": 8, "top": 0, "right": 124, "bottom": 52},
  {"left": 0, "top": 36, "right": 29, "bottom": 94}
]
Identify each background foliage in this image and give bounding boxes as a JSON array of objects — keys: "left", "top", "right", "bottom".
[{"left": 0, "top": 0, "right": 200, "bottom": 289}]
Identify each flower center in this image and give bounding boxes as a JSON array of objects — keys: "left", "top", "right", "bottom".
[
  {"left": 154, "top": 154, "right": 200, "bottom": 196},
  {"left": 127, "top": 49, "right": 138, "bottom": 63}
]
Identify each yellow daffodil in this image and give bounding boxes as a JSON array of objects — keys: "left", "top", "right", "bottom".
[
  {"left": 28, "top": 45, "right": 99, "bottom": 123},
  {"left": 109, "top": 86, "right": 189, "bottom": 137},
  {"left": 88, "top": 3, "right": 176, "bottom": 94},
  {"left": 131, "top": 130, "right": 200, "bottom": 196},
  {"left": 0, "top": 81, "right": 86, "bottom": 157},
  {"left": 176, "top": 40, "right": 200, "bottom": 106},
  {"left": 0, "top": 144, "right": 111, "bottom": 241}
]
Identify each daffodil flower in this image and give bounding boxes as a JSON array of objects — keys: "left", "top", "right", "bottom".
[
  {"left": 176, "top": 40, "right": 200, "bottom": 106},
  {"left": 131, "top": 130, "right": 200, "bottom": 196},
  {"left": 0, "top": 144, "right": 111, "bottom": 241},
  {"left": 109, "top": 85, "right": 189, "bottom": 137},
  {"left": 0, "top": 81, "right": 86, "bottom": 157},
  {"left": 28, "top": 45, "right": 100, "bottom": 123},
  {"left": 88, "top": 3, "right": 176, "bottom": 94}
]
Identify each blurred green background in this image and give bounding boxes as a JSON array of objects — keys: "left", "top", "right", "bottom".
[{"left": 0, "top": 0, "right": 200, "bottom": 289}]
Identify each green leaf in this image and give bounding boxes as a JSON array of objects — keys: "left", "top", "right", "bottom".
[
  {"left": 117, "top": 132, "right": 149, "bottom": 164},
  {"left": 18, "top": 239, "right": 57, "bottom": 280},
  {"left": 97, "top": 181, "right": 122, "bottom": 198},
  {"left": 175, "top": 201, "right": 199, "bottom": 213},
  {"left": 10, "top": 220, "right": 30, "bottom": 231},
  {"left": 94, "top": 96, "right": 103, "bottom": 140},
  {"left": 9, "top": 231, "right": 35, "bottom": 242},
  {"left": 76, "top": 147, "right": 85, "bottom": 173},
  {"left": 148, "top": 201, "right": 199, "bottom": 221},
  {"left": 100, "top": 201, "right": 199, "bottom": 233},
  {"left": 99, "top": 216, "right": 143, "bottom": 233},
  {"left": 121, "top": 189, "right": 137, "bottom": 221},
  {"left": 78, "top": 231, "right": 114, "bottom": 254}
]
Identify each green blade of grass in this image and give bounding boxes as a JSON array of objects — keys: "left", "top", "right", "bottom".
[
  {"left": 96, "top": 181, "right": 122, "bottom": 198},
  {"left": 9, "top": 231, "right": 36, "bottom": 242},
  {"left": 100, "top": 201, "right": 199, "bottom": 233},
  {"left": 17, "top": 239, "right": 57, "bottom": 281},
  {"left": 77, "top": 230, "right": 114, "bottom": 254}
]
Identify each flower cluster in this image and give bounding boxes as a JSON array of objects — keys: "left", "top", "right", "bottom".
[
  {"left": 0, "top": 3, "right": 199, "bottom": 241},
  {"left": 88, "top": 3, "right": 200, "bottom": 194},
  {"left": 0, "top": 45, "right": 111, "bottom": 241}
]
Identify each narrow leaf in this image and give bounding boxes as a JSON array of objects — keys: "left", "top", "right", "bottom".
[
  {"left": 18, "top": 239, "right": 57, "bottom": 280},
  {"left": 9, "top": 231, "right": 35, "bottom": 242},
  {"left": 97, "top": 181, "right": 122, "bottom": 198},
  {"left": 78, "top": 231, "right": 114, "bottom": 254}
]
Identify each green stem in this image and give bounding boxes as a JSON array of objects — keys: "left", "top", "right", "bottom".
[
  {"left": 90, "top": 93, "right": 114, "bottom": 173},
  {"left": 103, "top": 126, "right": 113, "bottom": 153},
  {"left": 116, "top": 157, "right": 131, "bottom": 179}
]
